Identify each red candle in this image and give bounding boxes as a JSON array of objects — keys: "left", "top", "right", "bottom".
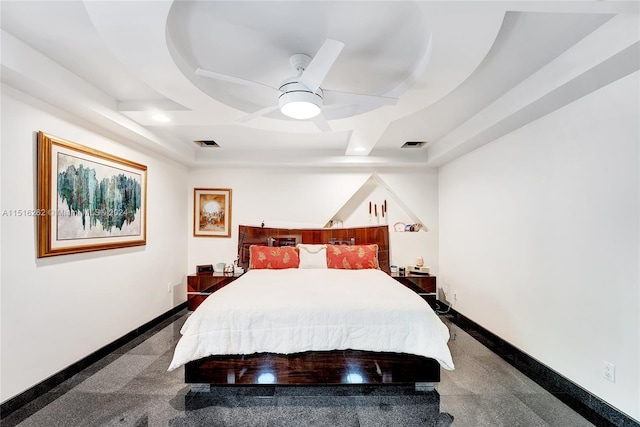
[
  {"left": 369, "top": 202, "right": 372, "bottom": 214},
  {"left": 374, "top": 204, "right": 377, "bottom": 216},
  {"left": 384, "top": 200, "right": 387, "bottom": 212}
]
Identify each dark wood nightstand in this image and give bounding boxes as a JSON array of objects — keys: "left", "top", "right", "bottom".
[
  {"left": 391, "top": 273, "right": 437, "bottom": 308},
  {"left": 187, "top": 272, "right": 243, "bottom": 311}
]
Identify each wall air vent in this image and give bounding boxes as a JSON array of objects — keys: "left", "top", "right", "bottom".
[
  {"left": 195, "top": 140, "right": 220, "bottom": 148},
  {"left": 401, "top": 141, "right": 426, "bottom": 148}
]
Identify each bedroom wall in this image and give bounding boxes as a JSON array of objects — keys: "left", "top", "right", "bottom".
[
  {"left": 438, "top": 72, "right": 639, "bottom": 420},
  {"left": 187, "top": 167, "right": 439, "bottom": 276},
  {"left": 0, "top": 86, "right": 189, "bottom": 403}
]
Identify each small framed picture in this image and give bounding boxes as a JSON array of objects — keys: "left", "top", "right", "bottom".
[{"left": 193, "top": 188, "right": 232, "bottom": 237}]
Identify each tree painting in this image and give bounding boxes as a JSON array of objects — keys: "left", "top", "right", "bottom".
[{"left": 56, "top": 155, "right": 142, "bottom": 237}]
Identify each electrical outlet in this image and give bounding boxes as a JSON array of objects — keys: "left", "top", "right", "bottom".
[
  {"left": 167, "top": 283, "right": 172, "bottom": 293},
  {"left": 603, "top": 361, "right": 615, "bottom": 382}
]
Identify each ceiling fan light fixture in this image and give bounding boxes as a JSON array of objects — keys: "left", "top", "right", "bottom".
[{"left": 279, "top": 90, "right": 323, "bottom": 120}]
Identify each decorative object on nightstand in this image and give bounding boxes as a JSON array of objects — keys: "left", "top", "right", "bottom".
[{"left": 408, "top": 265, "right": 430, "bottom": 275}]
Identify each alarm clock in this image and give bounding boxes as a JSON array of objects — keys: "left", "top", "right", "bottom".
[{"left": 196, "top": 264, "right": 213, "bottom": 274}]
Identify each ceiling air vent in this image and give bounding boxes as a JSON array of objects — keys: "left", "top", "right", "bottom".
[
  {"left": 195, "top": 140, "right": 220, "bottom": 148},
  {"left": 401, "top": 141, "right": 426, "bottom": 148}
]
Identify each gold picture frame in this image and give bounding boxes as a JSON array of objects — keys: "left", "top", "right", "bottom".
[
  {"left": 193, "top": 188, "right": 232, "bottom": 238},
  {"left": 37, "top": 131, "right": 147, "bottom": 257}
]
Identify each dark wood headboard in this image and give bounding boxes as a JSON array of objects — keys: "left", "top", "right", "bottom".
[{"left": 237, "top": 225, "right": 390, "bottom": 274}]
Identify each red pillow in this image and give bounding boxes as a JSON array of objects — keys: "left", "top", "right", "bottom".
[
  {"left": 326, "top": 244, "right": 379, "bottom": 269},
  {"left": 249, "top": 245, "right": 300, "bottom": 269}
]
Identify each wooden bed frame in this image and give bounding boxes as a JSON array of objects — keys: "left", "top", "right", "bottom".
[{"left": 184, "top": 225, "right": 441, "bottom": 389}]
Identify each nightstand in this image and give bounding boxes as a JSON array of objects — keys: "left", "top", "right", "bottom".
[
  {"left": 391, "top": 273, "right": 436, "bottom": 308},
  {"left": 187, "top": 272, "right": 243, "bottom": 311}
]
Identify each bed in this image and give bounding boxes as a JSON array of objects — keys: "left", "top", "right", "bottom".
[{"left": 169, "top": 225, "right": 454, "bottom": 389}]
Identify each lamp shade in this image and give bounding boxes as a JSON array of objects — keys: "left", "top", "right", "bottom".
[
  {"left": 279, "top": 91, "right": 323, "bottom": 119},
  {"left": 278, "top": 81, "right": 324, "bottom": 120}
]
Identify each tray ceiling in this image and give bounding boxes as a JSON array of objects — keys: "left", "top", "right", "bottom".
[{"left": 1, "top": 1, "right": 636, "bottom": 168}]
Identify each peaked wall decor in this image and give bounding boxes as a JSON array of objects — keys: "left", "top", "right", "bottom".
[{"left": 324, "top": 173, "right": 428, "bottom": 231}]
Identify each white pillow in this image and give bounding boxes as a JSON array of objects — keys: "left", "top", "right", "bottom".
[{"left": 297, "top": 244, "right": 327, "bottom": 269}]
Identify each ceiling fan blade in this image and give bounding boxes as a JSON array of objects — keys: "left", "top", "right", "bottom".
[
  {"left": 311, "top": 114, "right": 332, "bottom": 133},
  {"left": 298, "top": 39, "right": 345, "bottom": 93},
  {"left": 196, "top": 68, "right": 280, "bottom": 93},
  {"left": 323, "top": 89, "right": 398, "bottom": 107},
  {"left": 238, "top": 105, "right": 280, "bottom": 123}
]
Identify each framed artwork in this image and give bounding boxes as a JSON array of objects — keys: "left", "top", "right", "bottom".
[
  {"left": 37, "top": 131, "right": 147, "bottom": 257},
  {"left": 194, "top": 188, "right": 232, "bottom": 237}
]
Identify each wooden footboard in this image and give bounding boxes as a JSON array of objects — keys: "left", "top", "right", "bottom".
[{"left": 184, "top": 350, "right": 440, "bottom": 386}]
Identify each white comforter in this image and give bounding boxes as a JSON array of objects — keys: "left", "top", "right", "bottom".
[{"left": 168, "top": 269, "right": 454, "bottom": 371}]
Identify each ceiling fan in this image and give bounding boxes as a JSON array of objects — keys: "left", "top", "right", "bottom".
[{"left": 195, "top": 39, "right": 398, "bottom": 132}]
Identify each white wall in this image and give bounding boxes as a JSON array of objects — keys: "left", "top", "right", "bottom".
[
  {"left": 0, "top": 86, "right": 189, "bottom": 403},
  {"left": 438, "top": 72, "right": 639, "bottom": 419},
  {"left": 187, "top": 167, "right": 439, "bottom": 275}
]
